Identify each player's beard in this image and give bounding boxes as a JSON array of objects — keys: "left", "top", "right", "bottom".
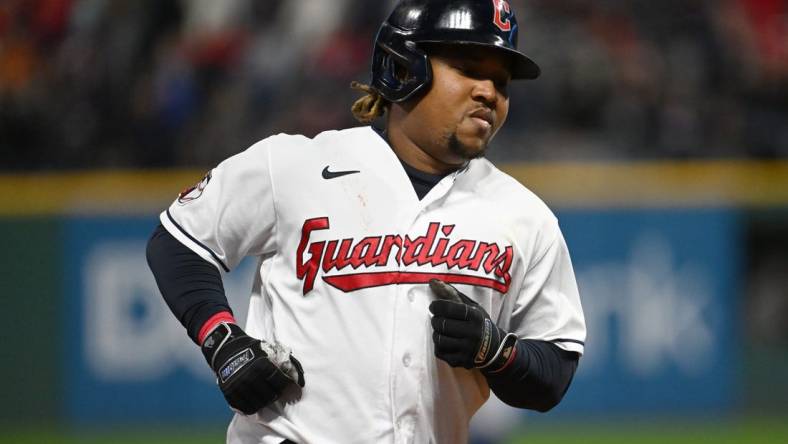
[{"left": 448, "top": 132, "right": 488, "bottom": 160}]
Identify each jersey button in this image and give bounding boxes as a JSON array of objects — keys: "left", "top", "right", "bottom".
[
  {"left": 407, "top": 288, "right": 416, "bottom": 302},
  {"left": 402, "top": 353, "right": 411, "bottom": 367}
]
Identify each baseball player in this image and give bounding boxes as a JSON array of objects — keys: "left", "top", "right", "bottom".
[{"left": 147, "top": 1, "right": 585, "bottom": 443}]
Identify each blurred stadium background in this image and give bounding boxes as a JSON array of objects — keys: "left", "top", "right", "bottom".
[{"left": 1, "top": 0, "right": 787, "bottom": 443}]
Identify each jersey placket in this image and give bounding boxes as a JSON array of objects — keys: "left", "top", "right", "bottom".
[{"left": 390, "top": 173, "right": 460, "bottom": 443}]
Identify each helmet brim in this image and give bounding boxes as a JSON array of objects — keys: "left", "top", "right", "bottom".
[{"left": 416, "top": 40, "right": 540, "bottom": 80}]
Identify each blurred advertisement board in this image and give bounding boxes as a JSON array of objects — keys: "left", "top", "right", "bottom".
[
  {"left": 555, "top": 208, "right": 739, "bottom": 415},
  {"left": 62, "top": 209, "right": 739, "bottom": 423}
]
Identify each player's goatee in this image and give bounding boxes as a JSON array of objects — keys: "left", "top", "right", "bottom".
[{"left": 448, "top": 133, "right": 488, "bottom": 160}]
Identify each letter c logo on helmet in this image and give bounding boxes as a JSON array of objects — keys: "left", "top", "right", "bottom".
[
  {"left": 492, "top": 0, "right": 512, "bottom": 32},
  {"left": 370, "top": 0, "right": 541, "bottom": 104}
]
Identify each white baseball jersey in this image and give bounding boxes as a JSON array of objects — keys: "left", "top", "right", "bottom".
[{"left": 161, "top": 126, "right": 586, "bottom": 444}]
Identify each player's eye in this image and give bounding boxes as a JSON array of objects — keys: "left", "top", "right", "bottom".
[
  {"left": 494, "top": 77, "right": 509, "bottom": 93},
  {"left": 451, "top": 62, "right": 471, "bottom": 75},
  {"left": 458, "top": 65, "right": 484, "bottom": 80}
]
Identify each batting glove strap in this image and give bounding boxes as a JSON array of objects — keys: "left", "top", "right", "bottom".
[
  {"left": 201, "top": 322, "right": 236, "bottom": 368},
  {"left": 479, "top": 332, "right": 519, "bottom": 373}
]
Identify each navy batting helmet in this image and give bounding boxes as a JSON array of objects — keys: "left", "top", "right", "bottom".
[{"left": 371, "top": 0, "right": 541, "bottom": 103}]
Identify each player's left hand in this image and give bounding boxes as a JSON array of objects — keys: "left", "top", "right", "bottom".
[{"left": 428, "top": 279, "right": 518, "bottom": 372}]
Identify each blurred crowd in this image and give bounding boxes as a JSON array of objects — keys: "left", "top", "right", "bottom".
[{"left": 1, "top": 0, "right": 786, "bottom": 170}]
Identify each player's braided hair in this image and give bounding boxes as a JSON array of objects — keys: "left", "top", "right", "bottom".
[{"left": 350, "top": 81, "right": 390, "bottom": 124}]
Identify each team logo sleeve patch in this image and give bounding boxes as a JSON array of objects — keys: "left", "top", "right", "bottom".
[{"left": 177, "top": 171, "right": 212, "bottom": 204}]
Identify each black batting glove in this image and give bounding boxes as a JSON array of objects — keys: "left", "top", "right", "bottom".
[
  {"left": 428, "top": 279, "right": 518, "bottom": 373},
  {"left": 201, "top": 323, "right": 305, "bottom": 415}
]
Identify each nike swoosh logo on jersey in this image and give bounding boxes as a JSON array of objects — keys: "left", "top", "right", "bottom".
[{"left": 322, "top": 166, "right": 360, "bottom": 179}]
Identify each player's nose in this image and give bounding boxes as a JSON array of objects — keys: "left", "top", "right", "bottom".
[{"left": 471, "top": 78, "right": 497, "bottom": 107}]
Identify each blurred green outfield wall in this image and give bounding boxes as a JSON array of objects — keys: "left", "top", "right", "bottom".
[{"left": 1, "top": 218, "right": 60, "bottom": 422}]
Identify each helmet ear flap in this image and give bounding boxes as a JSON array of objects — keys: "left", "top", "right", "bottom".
[{"left": 371, "top": 24, "right": 432, "bottom": 103}]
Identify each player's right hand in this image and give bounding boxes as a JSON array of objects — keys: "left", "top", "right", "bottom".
[
  {"left": 201, "top": 322, "right": 305, "bottom": 415},
  {"left": 428, "top": 279, "right": 517, "bottom": 372}
]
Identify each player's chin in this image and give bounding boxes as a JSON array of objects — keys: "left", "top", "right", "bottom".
[{"left": 449, "top": 132, "right": 489, "bottom": 160}]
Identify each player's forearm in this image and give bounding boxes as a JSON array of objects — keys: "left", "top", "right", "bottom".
[
  {"left": 485, "top": 340, "right": 579, "bottom": 412},
  {"left": 146, "top": 223, "right": 235, "bottom": 344}
]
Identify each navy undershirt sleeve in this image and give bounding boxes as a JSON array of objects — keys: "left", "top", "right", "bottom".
[
  {"left": 486, "top": 340, "right": 580, "bottom": 412},
  {"left": 146, "top": 224, "right": 232, "bottom": 344}
]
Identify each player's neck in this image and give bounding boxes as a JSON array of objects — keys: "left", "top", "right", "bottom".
[{"left": 386, "top": 124, "right": 464, "bottom": 175}]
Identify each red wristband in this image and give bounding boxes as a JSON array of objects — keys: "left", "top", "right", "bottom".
[{"left": 198, "top": 311, "right": 236, "bottom": 345}]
